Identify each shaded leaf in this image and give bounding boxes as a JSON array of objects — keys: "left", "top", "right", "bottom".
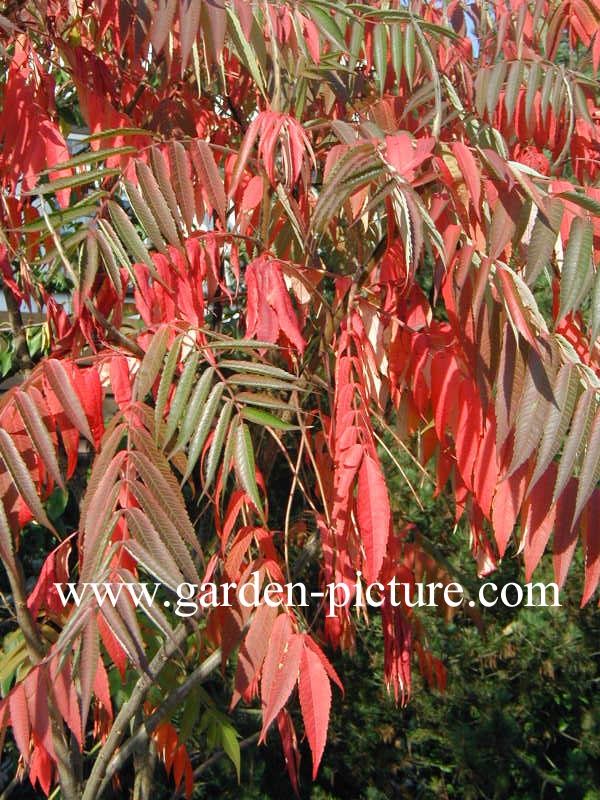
[
  {"left": 553, "top": 386, "right": 597, "bottom": 503},
  {"left": 191, "top": 140, "right": 228, "bottom": 226},
  {"left": 108, "top": 200, "right": 155, "bottom": 269},
  {"left": 124, "top": 178, "right": 168, "bottom": 256},
  {"left": 14, "top": 390, "right": 64, "bottom": 490},
  {"left": 155, "top": 335, "right": 184, "bottom": 436},
  {"left": 164, "top": 350, "right": 200, "bottom": 445},
  {"left": 134, "top": 326, "right": 170, "bottom": 401},
  {"left": 182, "top": 381, "right": 225, "bottom": 482},
  {"left": 0, "top": 429, "right": 55, "bottom": 533},
  {"left": 169, "top": 141, "right": 196, "bottom": 232},
  {"left": 45, "top": 359, "right": 94, "bottom": 444},
  {"left": 525, "top": 198, "right": 563, "bottom": 285},
  {"left": 174, "top": 366, "right": 216, "bottom": 453},
  {"left": 559, "top": 216, "right": 594, "bottom": 320},
  {"left": 573, "top": 405, "right": 600, "bottom": 524},
  {"left": 135, "top": 159, "right": 181, "bottom": 247},
  {"left": 529, "top": 363, "right": 580, "bottom": 491}
]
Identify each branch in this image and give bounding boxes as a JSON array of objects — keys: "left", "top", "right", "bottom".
[
  {"left": 0, "top": 279, "right": 32, "bottom": 373},
  {"left": 89, "top": 610, "right": 255, "bottom": 798},
  {"left": 96, "top": 649, "right": 223, "bottom": 797},
  {"left": 225, "top": 95, "right": 248, "bottom": 133},
  {"left": 0, "top": 772, "right": 22, "bottom": 800},
  {"left": 80, "top": 622, "right": 191, "bottom": 800},
  {"left": 123, "top": 82, "right": 147, "bottom": 116},
  {"left": 3, "top": 553, "right": 81, "bottom": 799},
  {"left": 84, "top": 298, "right": 145, "bottom": 358}
]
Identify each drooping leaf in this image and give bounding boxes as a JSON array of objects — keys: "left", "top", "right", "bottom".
[
  {"left": 508, "top": 346, "right": 557, "bottom": 475},
  {"left": 150, "top": 147, "right": 185, "bottom": 233},
  {"left": 356, "top": 453, "right": 390, "bottom": 583},
  {"left": 232, "top": 600, "right": 278, "bottom": 707},
  {"left": 135, "top": 159, "right": 181, "bottom": 247},
  {"left": 150, "top": 0, "right": 177, "bottom": 52},
  {"left": 260, "top": 623, "right": 303, "bottom": 741},
  {"left": 182, "top": 381, "right": 225, "bottom": 482},
  {"left": 155, "top": 335, "right": 184, "bottom": 437},
  {"left": 306, "top": 3, "right": 348, "bottom": 51},
  {"left": 134, "top": 326, "right": 170, "bottom": 401},
  {"left": 44, "top": 359, "right": 94, "bottom": 444},
  {"left": 276, "top": 708, "right": 300, "bottom": 795},
  {"left": 180, "top": 0, "right": 202, "bottom": 73},
  {"left": 591, "top": 267, "right": 600, "bottom": 344},
  {"left": 233, "top": 420, "right": 264, "bottom": 520},
  {"left": 127, "top": 480, "right": 201, "bottom": 585},
  {"left": 204, "top": 399, "right": 235, "bottom": 490},
  {"left": 107, "top": 200, "right": 154, "bottom": 269},
  {"left": 523, "top": 463, "right": 558, "bottom": 580},
  {"left": 495, "top": 325, "right": 526, "bottom": 451},
  {"left": 8, "top": 682, "right": 30, "bottom": 763},
  {"left": 372, "top": 22, "right": 388, "bottom": 95},
  {"left": 124, "top": 507, "right": 187, "bottom": 589},
  {"left": 169, "top": 141, "right": 196, "bottom": 232},
  {"left": 81, "top": 230, "right": 99, "bottom": 300},
  {"left": 553, "top": 386, "right": 597, "bottom": 503},
  {"left": 573, "top": 405, "right": 600, "bottom": 525},
  {"left": 491, "top": 462, "right": 528, "bottom": 558},
  {"left": 553, "top": 477, "right": 579, "bottom": 588},
  {"left": 97, "top": 218, "right": 134, "bottom": 284},
  {"left": 298, "top": 640, "right": 332, "bottom": 779},
  {"left": 529, "top": 363, "right": 580, "bottom": 491},
  {"left": 191, "top": 140, "right": 228, "bottom": 227},
  {"left": 99, "top": 600, "right": 148, "bottom": 671},
  {"left": 129, "top": 449, "right": 198, "bottom": 551},
  {"left": 14, "top": 390, "right": 64, "bottom": 490},
  {"left": 174, "top": 366, "right": 216, "bottom": 453},
  {"left": 80, "top": 422, "right": 127, "bottom": 532},
  {"left": 0, "top": 428, "right": 55, "bottom": 533},
  {"left": 79, "top": 619, "right": 100, "bottom": 739},
  {"left": 227, "top": 6, "right": 267, "bottom": 96},
  {"left": 219, "top": 718, "right": 241, "bottom": 782},
  {"left": 0, "top": 498, "right": 17, "bottom": 575},
  {"left": 164, "top": 350, "right": 200, "bottom": 446},
  {"left": 80, "top": 457, "right": 126, "bottom": 581},
  {"left": 96, "top": 228, "right": 123, "bottom": 296},
  {"left": 581, "top": 489, "right": 600, "bottom": 606},
  {"left": 524, "top": 198, "right": 563, "bottom": 285},
  {"left": 559, "top": 216, "right": 594, "bottom": 320},
  {"left": 124, "top": 178, "right": 169, "bottom": 256}
]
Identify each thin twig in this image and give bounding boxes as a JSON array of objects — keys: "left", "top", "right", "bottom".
[
  {"left": 80, "top": 623, "right": 190, "bottom": 800},
  {"left": 84, "top": 298, "right": 145, "bottom": 357},
  {"left": 96, "top": 649, "right": 222, "bottom": 798},
  {"left": 0, "top": 773, "right": 23, "bottom": 800},
  {"left": 373, "top": 429, "right": 424, "bottom": 510}
]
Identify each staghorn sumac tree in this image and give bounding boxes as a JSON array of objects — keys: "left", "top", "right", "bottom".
[{"left": 1, "top": 0, "right": 600, "bottom": 796}]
